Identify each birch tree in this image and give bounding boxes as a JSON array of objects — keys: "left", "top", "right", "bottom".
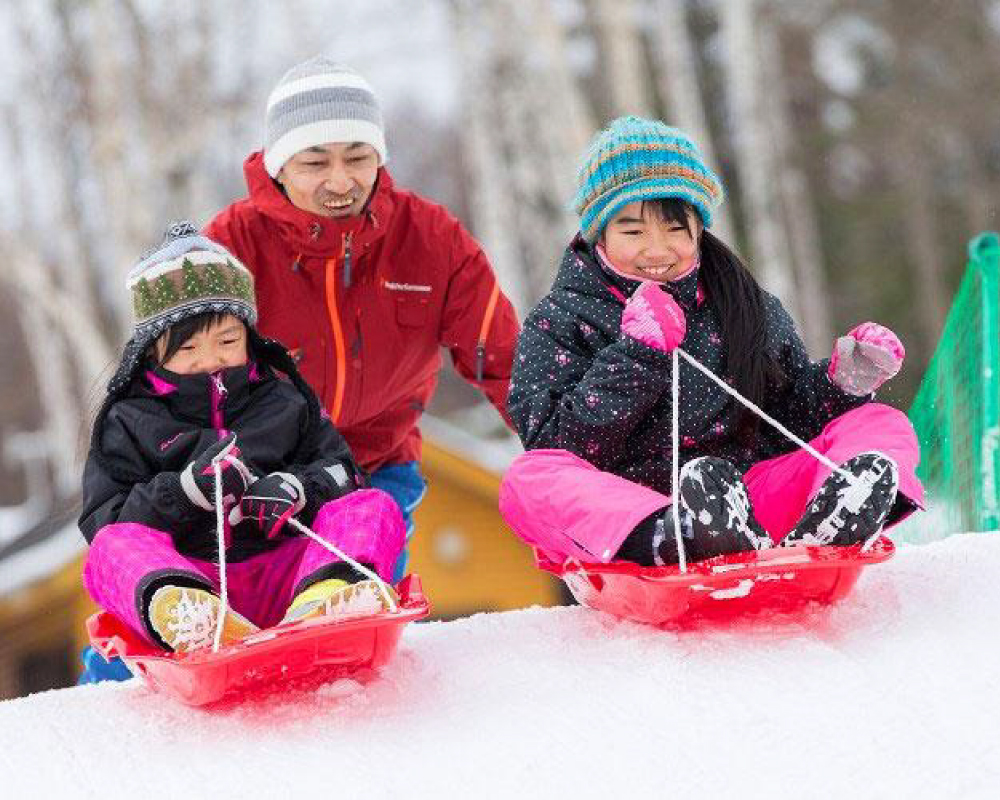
[
  {"left": 450, "top": 0, "right": 527, "bottom": 310},
  {"left": 585, "top": 0, "right": 653, "bottom": 118},
  {"left": 450, "top": 0, "right": 593, "bottom": 311},
  {"left": 757, "top": 13, "right": 832, "bottom": 353},
  {"left": 649, "top": 0, "right": 736, "bottom": 245},
  {"left": 720, "top": 0, "right": 799, "bottom": 318}
]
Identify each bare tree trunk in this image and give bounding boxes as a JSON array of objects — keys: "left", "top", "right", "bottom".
[
  {"left": 450, "top": 0, "right": 528, "bottom": 312},
  {"left": 959, "top": 133, "right": 998, "bottom": 236},
  {"left": 490, "top": 1, "right": 568, "bottom": 304},
  {"left": 650, "top": 0, "right": 736, "bottom": 245},
  {"left": 757, "top": 15, "right": 831, "bottom": 354},
  {"left": 90, "top": 0, "right": 155, "bottom": 329},
  {"left": 891, "top": 132, "right": 948, "bottom": 350},
  {"left": 586, "top": 0, "right": 652, "bottom": 117},
  {"left": 8, "top": 253, "right": 83, "bottom": 497},
  {"left": 721, "top": 0, "right": 799, "bottom": 317},
  {"left": 3, "top": 250, "right": 114, "bottom": 382},
  {"left": 451, "top": 0, "right": 594, "bottom": 311},
  {"left": 526, "top": 0, "right": 597, "bottom": 177},
  {"left": 17, "top": 5, "right": 118, "bottom": 334}
]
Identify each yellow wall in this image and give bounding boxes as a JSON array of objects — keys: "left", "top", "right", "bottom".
[
  {"left": 407, "top": 440, "right": 563, "bottom": 617},
  {"left": 0, "top": 556, "right": 95, "bottom": 699}
]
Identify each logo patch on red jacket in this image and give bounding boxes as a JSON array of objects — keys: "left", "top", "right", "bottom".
[{"left": 382, "top": 280, "right": 432, "bottom": 293}]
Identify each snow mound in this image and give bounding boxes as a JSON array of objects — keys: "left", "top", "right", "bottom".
[{"left": 2, "top": 534, "right": 999, "bottom": 799}]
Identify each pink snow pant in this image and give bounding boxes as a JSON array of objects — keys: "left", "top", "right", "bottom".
[
  {"left": 84, "top": 488, "right": 405, "bottom": 645},
  {"left": 499, "top": 404, "right": 924, "bottom": 563}
]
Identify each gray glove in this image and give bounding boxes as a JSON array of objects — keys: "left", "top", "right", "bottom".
[{"left": 828, "top": 323, "right": 904, "bottom": 396}]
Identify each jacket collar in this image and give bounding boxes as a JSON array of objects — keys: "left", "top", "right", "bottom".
[
  {"left": 243, "top": 151, "right": 394, "bottom": 257},
  {"left": 139, "top": 362, "right": 263, "bottom": 425},
  {"left": 571, "top": 236, "right": 704, "bottom": 311}
]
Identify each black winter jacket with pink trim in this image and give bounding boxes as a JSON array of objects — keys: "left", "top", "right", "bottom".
[{"left": 80, "top": 358, "right": 362, "bottom": 562}]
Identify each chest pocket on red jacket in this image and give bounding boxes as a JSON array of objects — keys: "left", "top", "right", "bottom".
[{"left": 395, "top": 296, "right": 430, "bottom": 328}]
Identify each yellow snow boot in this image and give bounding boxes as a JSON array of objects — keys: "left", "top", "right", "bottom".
[
  {"left": 148, "top": 585, "right": 258, "bottom": 653},
  {"left": 281, "top": 578, "right": 398, "bottom": 624}
]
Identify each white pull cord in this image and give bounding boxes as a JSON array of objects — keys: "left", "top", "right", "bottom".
[
  {"left": 667, "top": 346, "right": 867, "bottom": 574},
  {"left": 676, "top": 348, "right": 856, "bottom": 482},
  {"left": 287, "top": 517, "right": 398, "bottom": 613},
  {"left": 208, "top": 451, "right": 401, "bottom": 652},
  {"left": 671, "top": 350, "right": 686, "bottom": 572},
  {"left": 212, "top": 460, "right": 229, "bottom": 653}
]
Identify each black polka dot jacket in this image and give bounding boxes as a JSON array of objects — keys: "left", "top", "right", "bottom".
[{"left": 508, "top": 236, "right": 870, "bottom": 495}]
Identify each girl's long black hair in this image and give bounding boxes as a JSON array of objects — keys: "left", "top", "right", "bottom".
[{"left": 650, "top": 198, "right": 787, "bottom": 442}]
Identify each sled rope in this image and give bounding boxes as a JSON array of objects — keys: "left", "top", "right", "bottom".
[
  {"left": 208, "top": 452, "right": 401, "bottom": 652},
  {"left": 286, "top": 517, "right": 399, "bottom": 613},
  {"left": 671, "top": 350, "right": 686, "bottom": 572},
  {"left": 212, "top": 460, "right": 230, "bottom": 653},
  {"left": 670, "top": 347, "right": 862, "bottom": 574}
]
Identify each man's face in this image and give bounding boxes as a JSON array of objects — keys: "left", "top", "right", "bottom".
[{"left": 276, "top": 142, "right": 379, "bottom": 218}]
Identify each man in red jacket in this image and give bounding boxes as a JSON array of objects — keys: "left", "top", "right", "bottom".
[{"left": 205, "top": 57, "right": 519, "bottom": 579}]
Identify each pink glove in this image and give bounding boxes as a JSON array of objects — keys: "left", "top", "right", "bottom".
[
  {"left": 828, "top": 322, "right": 905, "bottom": 395},
  {"left": 620, "top": 281, "right": 686, "bottom": 354}
]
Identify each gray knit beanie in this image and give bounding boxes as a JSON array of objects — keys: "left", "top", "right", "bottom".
[{"left": 264, "top": 57, "right": 387, "bottom": 177}]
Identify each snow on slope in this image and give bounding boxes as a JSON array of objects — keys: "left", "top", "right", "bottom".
[{"left": 2, "top": 534, "right": 999, "bottom": 800}]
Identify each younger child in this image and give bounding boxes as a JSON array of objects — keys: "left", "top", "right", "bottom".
[
  {"left": 500, "top": 117, "right": 924, "bottom": 567},
  {"left": 80, "top": 222, "right": 405, "bottom": 652}
]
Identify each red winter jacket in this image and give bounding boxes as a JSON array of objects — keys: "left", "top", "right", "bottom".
[{"left": 206, "top": 152, "right": 519, "bottom": 473}]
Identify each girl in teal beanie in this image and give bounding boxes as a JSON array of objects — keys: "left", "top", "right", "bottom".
[{"left": 499, "top": 116, "right": 923, "bottom": 568}]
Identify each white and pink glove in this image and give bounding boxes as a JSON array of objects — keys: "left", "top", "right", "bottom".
[
  {"left": 828, "top": 322, "right": 905, "bottom": 395},
  {"left": 620, "top": 281, "right": 686, "bottom": 354}
]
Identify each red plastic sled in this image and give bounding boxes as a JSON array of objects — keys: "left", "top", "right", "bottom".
[
  {"left": 538, "top": 539, "right": 894, "bottom": 626},
  {"left": 87, "top": 574, "right": 430, "bottom": 706}
]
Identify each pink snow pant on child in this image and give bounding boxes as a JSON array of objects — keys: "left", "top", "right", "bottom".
[
  {"left": 499, "top": 404, "right": 924, "bottom": 563},
  {"left": 84, "top": 488, "right": 405, "bottom": 645}
]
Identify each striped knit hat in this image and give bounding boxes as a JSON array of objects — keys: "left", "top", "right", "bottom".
[
  {"left": 264, "top": 57, "right": 387, "bottom": 177},
  {"left": 572, "top": 116, "right": 724, "bottom": 243},
  {"left": 126, "top": 221, "right": 256, "bottom": 352}
]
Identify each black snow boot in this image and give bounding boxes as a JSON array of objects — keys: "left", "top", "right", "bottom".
[
  {"left": 615, "top": 457, "right": 774, "bottom": 566},
  {"left": 675, "top": 456, "right": 774, "bottom": 561},
  {"left": 781, "top": 451, "right": 899, "bottom": 548}
]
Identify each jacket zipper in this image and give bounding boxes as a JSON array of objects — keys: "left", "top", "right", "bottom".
[
  {"left": 343, "top": 232, "right": 353, "bottom": 288},
  {"left": 324, "top": 232, "right": 352, "bottom": 423},
  {"left": 210, "top": 371, "right": 228, "bottom": 436},
  {"left": 475, "top": 280, "right": 501, "bottom": 381}
]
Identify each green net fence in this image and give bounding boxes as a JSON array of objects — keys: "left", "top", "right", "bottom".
[{"left": 897, "top": 232, "right": 999, "bottom": 542}]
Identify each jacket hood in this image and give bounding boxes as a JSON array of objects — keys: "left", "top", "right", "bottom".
[{"left": 242, "top": 151, "right": 394, "bottom": 256}]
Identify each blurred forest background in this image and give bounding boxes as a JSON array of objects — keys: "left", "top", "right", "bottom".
[{"left": 0, "top": 0, "right": 998, "bottom": 517}]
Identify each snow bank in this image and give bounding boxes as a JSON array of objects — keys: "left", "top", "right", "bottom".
[{"left": 2, "top": 534, "right": 999, "bottom": 799}]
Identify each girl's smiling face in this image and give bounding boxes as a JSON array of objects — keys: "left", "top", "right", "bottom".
[
  {"left": 601, "top": 200, "right": 701, "bottom": 282},
  {"left": 156, "top": 314, "right": 248, "bottom": 375}
]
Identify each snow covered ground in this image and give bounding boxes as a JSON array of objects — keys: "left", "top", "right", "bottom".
[{"left": 2, "top": 534, "right": 999, "bottom": 799}]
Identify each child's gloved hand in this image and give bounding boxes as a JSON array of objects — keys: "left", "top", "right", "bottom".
[
  {"left": 620, "top": 281, "right": 686, "bottom": 354},
  {"left": 229, "top": 472, "right": 306, "bottom": 539},
  {"left": 179, "top": 433, "right": 253, "bottom": 511},
  {"left": 828, "top": 322, "right": 905, "bottom": 395}
]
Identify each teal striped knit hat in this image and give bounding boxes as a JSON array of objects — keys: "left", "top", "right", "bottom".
[{"left": 572, "top": 116, "right": 724, "bottom": 243}]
